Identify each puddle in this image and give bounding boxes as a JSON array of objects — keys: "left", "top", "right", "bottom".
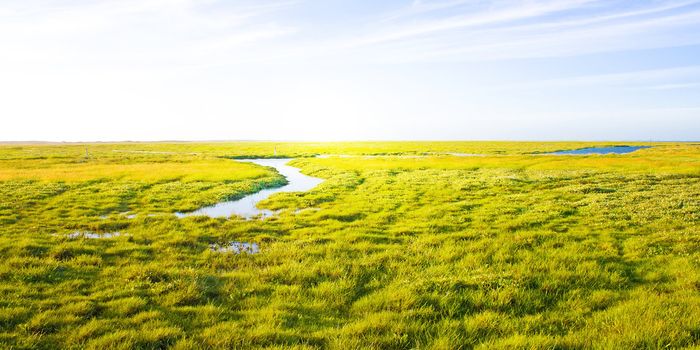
[
  {"left": 547, "top": 146, "right": 651, "bottom": 155},
  {"left": 67, "top": 231, "right": 123, "bottom": 239},
  {"left": 210, "top": 242, "right": 260, "bottom": 254},
  {"left": 100, "top": 212, "right": 137, "bottom": 220},
  {"left": 177, "top": 159, "right": 323, "bottom": 219}
]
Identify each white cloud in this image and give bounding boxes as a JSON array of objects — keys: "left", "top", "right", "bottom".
[
  {"left": 644, "top": 82, "right": 700, "bottom": 90},
  {"left": 488, "top": 66, "right": 700, "bottom": 90},
  {"left": 326, "top": 0, "right": 700, "bottom": 63},
  {"left": 0, "top": 0, "right": 298, "bottom": 66},
  {"left": 3, "top": 0, "right": 700, "bottom": 65},
  {"left": 342, "top": 0, "right": 599, "bottom": 48}
]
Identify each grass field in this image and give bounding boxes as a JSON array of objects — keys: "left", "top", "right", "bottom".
[{"left": 1, "top": 141, "right": 699, "bottom": 349}]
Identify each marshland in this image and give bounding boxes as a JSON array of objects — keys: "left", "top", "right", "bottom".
[{"left": 1, "top": 141, "right": 699, "bottom": 349}]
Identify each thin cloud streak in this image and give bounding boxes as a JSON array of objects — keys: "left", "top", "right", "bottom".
[
  {"left": 0, "top": 0, "right": 300, "bottom": 66},
  {"left": 3, "top": 0, "right": 700, "bottom": 64},
  {"left": 408, "top": 10, "right": 700, "bottom": 62},
  {"left": 342, "top": 0, "right": 598, "bottom": 48},
  {"left": 328, "top": 0, "right": 700, "bottom": 63},
  {"left": 486, "top": 66, "right": 700, "bottom": 90}
]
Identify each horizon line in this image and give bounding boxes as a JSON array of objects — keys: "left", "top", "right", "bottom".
[{"left": 0, "top": 139, "right": 697, "bottom": 144}]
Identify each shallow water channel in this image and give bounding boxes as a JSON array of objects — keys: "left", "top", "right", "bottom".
[{"left": 176, "top": 159, "right": 323, "bottom": 219}]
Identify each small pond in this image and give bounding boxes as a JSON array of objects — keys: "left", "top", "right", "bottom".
[
  {"left": 176, "top": 159, "right": 324, "bottom": 219},
  {"left": 548, "top": 146, "right": 651, "bottom": 155}
]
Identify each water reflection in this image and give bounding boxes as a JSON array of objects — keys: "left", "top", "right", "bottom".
[
  {"left": 210, "top": 242, "right": 260, "bottom": 254},
  {"left": 67, "top": 231, "right": 122, "bottom": 239},
  {"left": 548, "top": 146, "right": 650, "bottom": 155}
]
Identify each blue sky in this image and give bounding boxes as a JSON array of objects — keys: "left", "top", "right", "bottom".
[{"left": 1, "top": 0, "right": 699, "bottom": 141}]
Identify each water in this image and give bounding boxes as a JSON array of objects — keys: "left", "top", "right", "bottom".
[
  {"left": 548, "top": 146, "right": 650, "bottom": 155},
  {"left": 67, "top": 231, "right": 122, "bottom": 239},
  {"left": 177, "top": 159, "right": 324, "bottom": 219},
  {"left": 210, "top": 242, "right": 260, "bottom": 254}
]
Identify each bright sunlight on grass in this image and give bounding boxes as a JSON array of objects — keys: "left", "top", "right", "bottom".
[{"left": 1, "top": 141, "right": 699, "bottom": 348}]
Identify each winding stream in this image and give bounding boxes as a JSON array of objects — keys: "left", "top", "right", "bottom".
[{"left": 176, "top": 159, "right": 323, "bottom": 219}]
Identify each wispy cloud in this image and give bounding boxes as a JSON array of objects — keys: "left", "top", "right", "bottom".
[
  {"left": 1, "top": 1, "right": 698, "bottom": 141},
  {"left": 644, "top": 82, "right": 700, "bottom": 90},
  {"left": 379, "top": 0, "right": 476, "bottom": 22},
  {"left": 343, "top": 0, "right": 598, "bottom": 48},
  {"left": 401, "top": 10, "right": 700, "bottom": 62},
  {"left": 488, "top": 65, "right": 700, "bottom": 90},
  {"left": 3, "top": 0, "right": 700, "bottom": 65},
  {"left": 322, "top": 0, "right": 700, "bottom": 63},
  {"left": 0, "top": 0, "right": 299, "bottom": 66}
]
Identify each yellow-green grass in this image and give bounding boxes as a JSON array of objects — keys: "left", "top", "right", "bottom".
[
  {"left": 0, "top": 158, "right": 271, "bottom": 182},
  {"left": 0, "top": 140, "right": 671, "bottom": 159},
  {"left": 0, "top": 141, "right": 699, "bottom": 349},
  {"left": 300, "top": 143, "right": 700, "bottom": 174}
]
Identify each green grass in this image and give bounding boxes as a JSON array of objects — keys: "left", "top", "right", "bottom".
[{"left": 0, "top": 141, "right": 699, "bottom": 349}]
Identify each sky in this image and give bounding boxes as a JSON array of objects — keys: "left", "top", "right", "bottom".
[{"left": 1, "top": 0, "right": 699, "bottom": 141}]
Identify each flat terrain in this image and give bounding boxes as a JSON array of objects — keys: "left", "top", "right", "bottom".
[{"left": 1, "top": 142, "right": 699, "bottom": 349}]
